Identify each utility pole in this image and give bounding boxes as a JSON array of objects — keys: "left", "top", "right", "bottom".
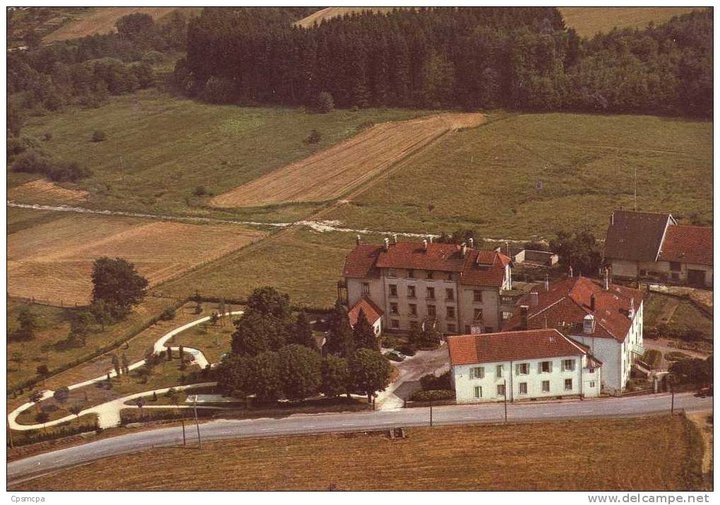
[
  {"left": 669, "top": 375, "right": 675, "bottom": 415},
  {"left": 193, "top": 395, "right": 202, "bottom": 449},
  {"left": 503, "top": 379, "right": 508, "bottom": 424}
]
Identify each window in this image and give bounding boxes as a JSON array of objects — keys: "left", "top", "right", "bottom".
[
  {"left": 539, "top": 361, "right": 552, "bottom": 373},
  {"left": 562, "top": 359, "right": 575, "bottom": 372},
  {"left": 427, "top": 304, "right": 436, "bottom": 317},
  {"left": 447, "top": 272, "right": 454, "bottom": 281},
  {"left": 589, "top": 381, "right": 596, "bottom": 388},
  {"left": 426, "top": 287, "right": 435, "bottom": 300},
  {"left": 671, "top": 272, "right": 680, "bottom": 280},
  {"left": 519, "top": 382, "right": 528, "bottom": 395},
  {"left": 471, "top": 366, "right": 485, "bottom": 379},
  {"left": 564, "top": 379, "right": 573, "bottom": 391},
  {"left": 391, "top": 319, "right": 399, "bottom": 329},
  {"left": 473, "top": 308, "right": 483, "bottom": 321},
  {"left": 389, "top": 284, "right": 398, "bottom": 297},
  {"left": 426, "top": 271, "right": 433, "bottom": 280},
  {"left": 464, "top": 325, "right": 471, "bottom": 334},
  {"left": 409, "top": 303, "right": 417, "bottom": 316},
  {"left": 670, "top": 261, "right": 681, "bottom": 272},
  {"left": 446, "top": 306, "right": 455, "bottom": 319},
  {"left": 447, "top": 323, "right": 456, "bottom": 333},
  {"left": 516, "top": 363, "right": 529, "bottom": 375},
  {"left": 496, "top": 384, "right": 506, "bottom": 397},
  {"left": 361, "top": 282, "right": 370, "bottom": 295},
  {"left": 390, "top": 302, "right": 398, "bottom": 315},
  {"left": 408, "top": 269, "right": 415, "bottom": 279},
  {"left": 408, "top": 285, "right": 416, "bottom": 298},
  {"left": 388, "top": 269, "right": 396, "bottom": 278},
  {"left": 542, "top": 380, "right": 550, "bottom": 393},
  {"left": 496, "top": 364, "right": 503, "bottom": 378},
  {"left": 446, "top": 288, "right": 455, "bottom": 301},
  {"left": 474, "top": 386, "right": 482, "bottom": 398},
  {"left": 473, "top": 290, "right": 483, "bottom": 302},
  {"left": 484, "top": 326, "right": 493, "bottom": 333}
]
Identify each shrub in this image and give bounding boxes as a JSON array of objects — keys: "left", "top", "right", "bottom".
[
  {"left": 410, "top": 389, "right": 455, "bottom": 402},
  {"left": 315, "top": 91, "right": 334, "bottom": 113},
  {"left": 159, "top": 307, "right": 176, "bottom": 321},
  {"left": 91, "top": 130, "right": 106, "bottom": 142},
  {"left": 396, "top": 343, "right": 416, "bottom": 356},
  {"left": 642, "top": 349, "right": 662, "bottom": 368},
  {"left": 193, "top": 185, "right": 208, "bottom": 196},
  {"left": 304, "top": 129, "right": 321, "bottom": 144},
  {"left": 419, "top": 371, "right": 452, "bottom": 391}
]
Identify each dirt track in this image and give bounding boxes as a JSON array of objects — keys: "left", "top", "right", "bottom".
[{"left": 210, "top": 112, "right": 485, "bottom": 209}]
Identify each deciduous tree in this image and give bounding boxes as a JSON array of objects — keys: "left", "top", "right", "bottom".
[
  {"left": 321, "top": 355, "right": 350, "bottom": 398},
  {"left": 278, "top": 344, "right": 322, "bottom": 400},
  {"left": 348, "top": 348, "right": 392, "bottom": 403},
  {"left": 91, "top": 257, "right": 149, "bottom": 319}
]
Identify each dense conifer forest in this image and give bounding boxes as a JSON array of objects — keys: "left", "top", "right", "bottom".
[{"left": 177, "top": 7, "right": 711, "bottom": 117}]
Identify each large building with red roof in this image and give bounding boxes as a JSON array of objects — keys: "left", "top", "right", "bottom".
[
  {"left": 604, "top": 210, "right": 712, "bottom": 287},
  {"left": 341, "top": 237, "right": 513, "bottom": 335},
  {"left": 503, "top": 275, "right": 644, "bottom": 393},
  {"left": 447, "top": 329, "right": 602, "bottom": 403}
]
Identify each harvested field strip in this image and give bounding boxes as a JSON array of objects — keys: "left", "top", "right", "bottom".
[
  {"left": 42, "top": 7, "right": 181, "bottom": 43},
  {"left": 294, "top": 7, "right": 400, "bottom": 28},
  {"left": 560, "top": 7, "right": 704, "bottom": 38},
  {"left": 209, "top": 113, "right": 485, "bottom": 208},
  {"left": 11, "top": 415, "right": 704, "bottom": 491},
  {"left": 7, "top": 214, "right": 265, "bottom": 306},
  {"left": 8, "top": 180, "right": 89, "bottom": 205}
]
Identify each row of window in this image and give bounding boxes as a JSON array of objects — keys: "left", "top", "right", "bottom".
[
  {"left": 389, "top": 319, "right": 457, "bottom": 333},
  {"left": 470, "top": 360, "right": 576, "bottom": 379},
  {"left": 390, "top": 302, "right": 471, "bottom": 320},
  {"left": 386, "top": 269, "right": 457, "bottom": 281},
  {"left": 473, "top": 378, "right": 584, "bottom": 398}
]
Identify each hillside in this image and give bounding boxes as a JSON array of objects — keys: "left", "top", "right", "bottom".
[
  {"left": 294, "top": 7, "right": 399, "bottom": 28},
  {"left": 560, "top": 7, "right": 706, "bottom": 38}
]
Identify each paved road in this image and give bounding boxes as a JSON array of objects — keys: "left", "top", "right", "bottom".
[{"left": 8, "top": 391, "right": 710, "bottom": 485}]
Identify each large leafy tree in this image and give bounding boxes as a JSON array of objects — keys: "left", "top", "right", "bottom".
[
  {"left": 278, "top": 344, "right": 322, "bottom": 400},
  {"left": 321, "top": 355, "right": 350, "bottom": 398},
  {"left": 549, "top": 229, "right": 602, "bottom": 277},
  {"left": 231, "top": 311, "right": 288, "bottom": 356},
  {"left": 91, "top": 257, "right": 148, "bottom": 320},
  {"left": 349, "top": 348, "right": 393, "bottom": 403},
  {"left": 247, "top": 351, "right": 282, "bottom": 402},
  {"left": 246, "top": 286, "right": 292, "bottom": 321},
  {"left": 352, "top": 309, "right": 378, "bottom": 351},
  {"left": 291, "top": 311, "right": 317, "bottom": 350}
]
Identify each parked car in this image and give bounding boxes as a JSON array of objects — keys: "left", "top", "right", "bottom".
[
  {"left": 695, "top": 385, "right": 713, "bottom": 398},
  {"left": 384, "top": 350, "right": 406, "bottom": 362}
]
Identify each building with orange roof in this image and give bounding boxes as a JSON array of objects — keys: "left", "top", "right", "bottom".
[{"left": 341, "top": 236, "right": 514, "bottom": 335}]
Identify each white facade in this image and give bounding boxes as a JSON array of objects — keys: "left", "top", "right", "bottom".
[
  {"left": 570, "top": 301, "right": 644, "bottom": 393},
  {"left": 452, "top": 354, "right": 601, "bottom": 404}
]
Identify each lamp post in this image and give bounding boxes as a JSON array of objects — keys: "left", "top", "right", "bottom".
[
  {"left": 503, "top": 379, "right": 508, "bottom": 424},
  {"left": 193, "top": 395, "right": 202, "bottom": 449},
  {"left": 668, "top": 374, "right": 675, "bottom": 415}
]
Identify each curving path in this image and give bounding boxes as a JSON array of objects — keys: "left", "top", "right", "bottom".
[{"left": 8, "top": 311, "right": 244, "bottom": 431}]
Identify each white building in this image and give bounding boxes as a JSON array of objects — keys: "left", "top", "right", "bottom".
[
  {"left": 341, "top": 237, "right": 513, "bottom": 335},
  {"left": 448, "top": 329, "right": 602, "bottom": 403},
  {"left": 504, "top": 275, "right": 644, "bottom": 394}
]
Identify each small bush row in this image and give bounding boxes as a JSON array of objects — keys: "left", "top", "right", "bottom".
[{"left": 410, "top": 389, "right": 455, "bottom": 402}]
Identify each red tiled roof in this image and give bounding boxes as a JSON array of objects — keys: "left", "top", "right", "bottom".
[
  {"left": 604, "top": 210, "right": 674, "bottom": 262},
  {"left": 658, "top": 225, "right": 713, "bottom": 266},
  {"left": 343, "top": 241, "right": 510, "bottom": 287},
  {"left": 375, "top": 242, "right": 466, "bottom": 272},
  {"left": 503, "top": 276, "right": 642, "bottom": 343},
  {"left": 447, "top": 329, "right": 587, "bottom": 366},
  {"left": 348, "top": 297, "right": 383, "bottom": 327},
  {"left": 342, "top": 244, "right": 382, "bottom": 278}
]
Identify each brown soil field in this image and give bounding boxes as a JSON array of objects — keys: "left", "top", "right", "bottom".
[
  {"left": 42, "top": 7, "right": 179, "bottom": 43},
  {"left": 560, "top": 7, "right": 704, "bottom": 38},
  {"left": 210, "top": 112, "right": 485, "bottom": 208},
  {"left": 294, "top": 7, "right": 401, "bottom": 28},
  {"left": 11, "top": 415, "right": 704, "bottom": 491},
  {"left": 7, "top": 215, "right": 265, "bottom": 306},
  {"left": 8, "top": 179, "right": 89, "bottom": 205}
]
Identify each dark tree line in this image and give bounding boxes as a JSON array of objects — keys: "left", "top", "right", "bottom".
[{"left": 178, "top": 7, "right": 711, "bottom": 118}]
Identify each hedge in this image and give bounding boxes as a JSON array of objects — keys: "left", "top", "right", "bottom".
[{"left": 410, "top": 389, "right": 456, "bottom": 402}]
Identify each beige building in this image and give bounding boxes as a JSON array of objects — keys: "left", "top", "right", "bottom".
[{"left": 341, "top": 238, "right": 513, "bottom": 335}]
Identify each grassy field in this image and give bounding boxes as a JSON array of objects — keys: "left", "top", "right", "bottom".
[
  {"left": 11, "top": 415, "right": 704, "bottom": 491},
  {"left": 560, "top": 7, "right": 706, "bottom": 38},
  {"left": 210, "top": 113, "right": 485, "bottom": 207},
  {"left": 7, "top": 209, "right": 266, "bottom": 305},
  {"left": 17, "top": 89, "right": 432, "bottom": 220},
  {"left": 324, "top": 113, "right": 712, "bottom": 240},
  {"left": 159, "top": 228, "right": 388, "bottom": 308},
  {"left": 669, "top": 300, "right": 714, "bottom": 339}
]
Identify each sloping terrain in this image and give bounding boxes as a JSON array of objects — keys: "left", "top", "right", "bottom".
[
  {"left": 209, "top": 113, "right": 485, "bottom": 208},
  {"left": 560, "top": 7, "right": 704, "bottom": 38},
  {"left": 294, "top": 7, "right": 400, "bottom": 28}
]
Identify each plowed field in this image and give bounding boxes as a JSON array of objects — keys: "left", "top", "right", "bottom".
[
  {"left": 42, "top": 7, "right": 179, "bottom": 43},
  {"left": 7, "top": 215, "right": 265, "bottom": 306},
  {"left": 209, "top": 113, "right": 485, "bottom": 208},
  {"left": 294, "top": 7, "right": 400, "bottom": 28},
  {"left": 8, "top": 179, "right": 89, "bottom": 205}
]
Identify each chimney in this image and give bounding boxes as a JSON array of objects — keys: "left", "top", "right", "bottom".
[
  {"left": 590, "top": 294, "right": 596, "bottom": 312},
  {"left": 520, "top": 305, "right": 529, "bottom": 330},
  {"left": 423, "top": 239, "right": 428, "bottom": 251},
  {"left": 356, "top": 234, "right": 361, "bottom": 246},
  {"left": 383, "top": 237, "right": 389, "bottom": 251},
  {"left": 530, "top": 291, "right": 539, "bottom": 308},
  {"left": 628, "top": 297, "right": 635, "bottom": 319},
  {"left": 604, "top": 267, "right": 610, "bottom": 290},
  {"left": 544, "top": 274, "right": 550, "bottom": 292},
  {"left": 583, "top": 314, "right": 595, "bottom": 334},
  {"left": 461, "top": 242, "right": 467, "bottom": 258},
  {"left": 468, "top": 237, "right": 474, "bottom": 249},
  {"left": 393, "top": 234, "right": 398, "bottom": 245}
]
